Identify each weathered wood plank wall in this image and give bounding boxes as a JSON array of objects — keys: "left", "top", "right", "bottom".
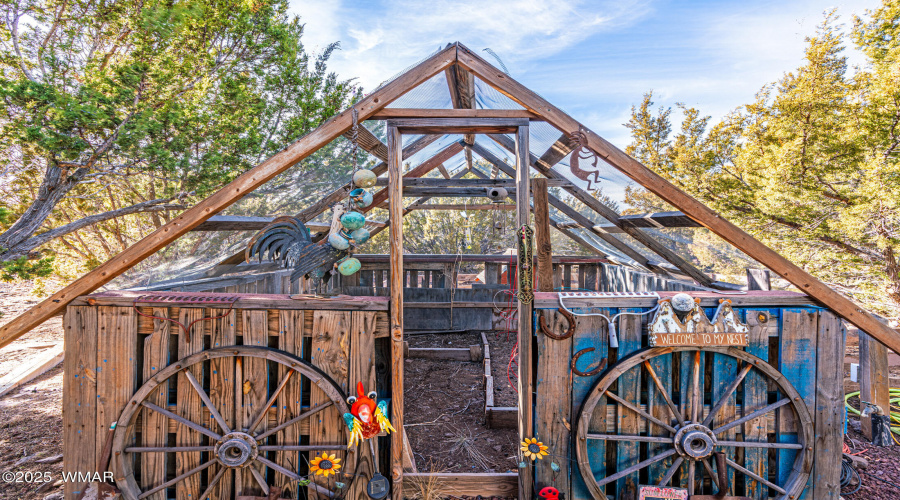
[
  {"left": 531, "top": 304, "right": 845, "bottom": 500},
  {"left": 62, "top": 302, "right": 387, "bottom": 500}
]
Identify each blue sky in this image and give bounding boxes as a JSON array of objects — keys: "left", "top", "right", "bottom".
[{"left": 290, "top": 0, "right": 879, "bottom": 147}]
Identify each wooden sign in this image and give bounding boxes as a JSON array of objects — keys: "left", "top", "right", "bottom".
[
  {"left": 638, "top": 485, "right": 688, "bottom": 499},
  {"left": 649, "top": 298, "right": 750, "bottom": 347},
  {"left": 652, "top": 331, "right": 748, "bottom": 347}
]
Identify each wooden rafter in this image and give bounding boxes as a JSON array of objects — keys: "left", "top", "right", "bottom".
[
  {"left": 487, "top": 134, "right": 714, "bottom": 286},
  {"left": 211, "top": 133, "right": 442, "bottom": 270},
  {"left": 372, "top": 108, "right": 537, "bottom": 120},
  {"left": 469, "top": 142, "right": 657, "bottom": 272},
  {"left": 467, "top": 165, "right": 615, "bottom": 260},
  {"left": 0, "top": 44, "right": 458, "bottom": 348},
  {"left": 453, "top": 42, "right": 899, "bottom": 351},
  {"left": 343, "top": 123, "right": 388, "bottom": 161},
  {"left": 445, "top": 63, "right": 477, "bottom": 170}
]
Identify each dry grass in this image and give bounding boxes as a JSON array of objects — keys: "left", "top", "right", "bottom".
[
  {"left": 409, "top": 461, "right": 447, "bottom": 500},
  {"left": 442, "top": 425, "right": 491, "bottom": 470}
]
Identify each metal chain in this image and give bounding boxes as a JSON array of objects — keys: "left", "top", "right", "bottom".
[{"left": 347, "top": 108, "right": 360, "bottom": 211}]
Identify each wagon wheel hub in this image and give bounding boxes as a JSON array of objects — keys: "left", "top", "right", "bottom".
[
  {"left": 673, "top": 423, "right": 717, "bottom": 459},
  {"left": 215, "top": 432, "right": 258, "bottom": 468}
]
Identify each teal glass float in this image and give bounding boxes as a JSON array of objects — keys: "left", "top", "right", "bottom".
[
  {"left": 340, "top": 211, "right": 366, "bottom": 231},
  {"left": 349, "top": 227, "right": 370, "bottom": 245},
  {"left": 328, "top": 232, "right": 350, "bottom": 250},
  {"left": 336, "top": 256, "right": 361, "bottom": 276},
  {"left": 353, "top": 169, "right": 377, "bottom": 188},
  {"left": 349, "top": 188, "right": 373, "bottom": 209}
]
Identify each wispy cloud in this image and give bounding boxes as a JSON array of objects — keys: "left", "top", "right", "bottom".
[{"left": 291, "top": 0, "right": 654, "bottom": 88}]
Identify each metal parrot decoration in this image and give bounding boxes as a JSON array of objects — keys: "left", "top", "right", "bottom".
[
  {"left": 245, "top": 216, "right": 348, "bottom": 289},
  {"left": 342, "top": 382, "right": 395, "bottom": 448}
]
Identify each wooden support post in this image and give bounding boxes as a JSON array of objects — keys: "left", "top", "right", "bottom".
[
  {"left": 533, "top": 178, "right": 553, "bottom": 293},
  {"left": 514, "top": 124, "right": 534, "bottom": 500},
  {"left": 387, "top": 125, "right": 405, "bottom": 500},
  {"left": 747, "top": 268, "right": 771, "bottom": 291},
  {"left": 860, "top": 331, "right": 890, "bottom": 440}
]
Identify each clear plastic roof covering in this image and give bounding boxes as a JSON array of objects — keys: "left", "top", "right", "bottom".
[{"left": 109, "top": 47, "right": 762, "bottom": 290}]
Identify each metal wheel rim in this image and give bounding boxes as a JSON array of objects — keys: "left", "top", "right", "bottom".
[
  {"left": 574, "top": 346, "right": 812, "bottom": 500},
  {"left": 112, "top": 346, "right": 354, "bottom": 500}
]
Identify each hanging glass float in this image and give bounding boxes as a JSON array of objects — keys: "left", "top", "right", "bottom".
[
  {"left": 328, "top": 232, "right": 351, "bottom": 250},
  {"left": 336, "top": 256, "right": 362, "bottom": 276},
  {"left": 353, "top": 169, "right": 377, "bottom": 188},
  {"left": 349, "top": 227, "right": 370, "bottom": 245},
  {"left": 341, "top": 211, "right": 366, "bottom": 231},
  {"left": 349, "top": 188, "right": 374, "bottom": 209}
]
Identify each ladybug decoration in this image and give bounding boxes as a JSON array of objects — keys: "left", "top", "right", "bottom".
[
  {"left": 342, "top": 382, "right": 396, "bottom": 448},
  {"left": 538, "top": 486, "right": 560, "bottom": 500}
]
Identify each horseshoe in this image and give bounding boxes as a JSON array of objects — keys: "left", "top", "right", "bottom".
[
  {"left": 539, "top": 308, "right": 576, "bottom": 340},
  {"left": 571, "top": 347, "right": 607, "bottom": 377}
]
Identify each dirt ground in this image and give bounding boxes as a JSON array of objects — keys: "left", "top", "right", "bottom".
[
  {"left": 485, "top": 331, "right": 518, "bottom": 408},
  {"left": 404, "top": 332, "right": 519, "bottom": 474},
  {"left": 0, "top": 280, "right": 66, "bottom": 500}
]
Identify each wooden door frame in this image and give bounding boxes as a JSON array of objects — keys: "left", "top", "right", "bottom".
[{"left": 387, "top": 119, "right": 532, "bottom": 500}]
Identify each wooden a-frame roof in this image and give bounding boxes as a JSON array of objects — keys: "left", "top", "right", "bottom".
[{"left": 1, "top": 42, "right": 896, "bottom": 354}]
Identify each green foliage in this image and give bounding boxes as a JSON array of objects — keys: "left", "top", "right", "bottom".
[
  {"left": 1, "top": 255, "right": 54, "bottom": 281},
  {"left": 624, "top": 3, "right": 900, "bottom": 315},
  {"left": 0, "top": 0, "right": 358, "bottom": 279}
]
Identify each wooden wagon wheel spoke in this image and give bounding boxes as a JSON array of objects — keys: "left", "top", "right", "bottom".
[
  {"left": 141, "top": 401, "right": 222, "bottom": 440},
  {"left": 254, "top": 454, "right": 336, "bottom": 498},
  {"left": 183, "top": 369, "right": 232, "bottom": 434},
  {"left": 249, "top": 465, "right": 271, "bottom": 495},
  {"left": 725, "top": 456, "right": 787, "bottom": 495},
  {"left": 687, "top": 460, "right": 696, "bottom": 495},
  {"left": 691, "top": 350, "right": 701, "bottom": 423},
  {"left": 247, "top": 369, "right": 295, "bottom": 435},
  {"left": 137, "top": 458, "right": 217, "bottom": 499},
  {"left": 643, "top": 360, "right": 685, "bottom": 424},
  {"left": 604, "top": 390, "right": 677, "bottom": 433},
  {"left": 701, "top": 362, "right": 752, "bottom": 427},
  {"left": 717, "top": 440, "right": 803, "bottom": 450},
  {"left": 125, "top": 446, "right": 215, "bottom": 453},
  {"left": 657, "top": 456, "right": 683, "bottom": 486},
  {"left": 258, "top": 444, "right": 345, "bottom": 452},
  {"left": 701, "top": 458, "right": 720, "bottom": 490},
  {"left": 712, "top": 398, "right": 791, "bottom": 435},
  {"left": 595, "top": 449, "right": 678, "bottom": 487},
  {"left": 255, "top": 401, "right": 333, "bottom": 441},
  {"left": 586, "top": 434, "right": 672, "bottom": 443},
  {"left": 197, "top": 467, "right": 227, "bottom": 500}
]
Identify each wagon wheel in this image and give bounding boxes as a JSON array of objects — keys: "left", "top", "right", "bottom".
[
  {"left": 113, "top": 346, "right": 356, "bottom": 500},
  {"left": 575, "top": 347, "right": 812, "bottom": 500}
]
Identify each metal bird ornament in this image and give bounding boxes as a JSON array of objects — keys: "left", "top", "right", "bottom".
[
  {"left": 245, "top": 215, "right": 348, "bottom": 293},
  {"left": 342, "top": 382, "right": 395, "bottom": 448}
]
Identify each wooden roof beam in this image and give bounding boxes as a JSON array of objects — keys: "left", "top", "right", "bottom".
[
  {"left": 211, "top": 133, "right": 442, "bottom": 270},
  {"left": 343, "top": 122, "right": 388, "bottom": 161},
  {"left": 486, "top": 133, "right": 713, "bottom": 286},
  {"left": 466, "top": 166, "right": 617, "bottom": 261},
  {"left": 469, "top": 141, "right": 659, "bottom": 273},
  {"left": 457, "top": 42, "right": 900, "bottom": 351},
  {"left": 445, "top": 62, "right": 477, "bottom": 170}
]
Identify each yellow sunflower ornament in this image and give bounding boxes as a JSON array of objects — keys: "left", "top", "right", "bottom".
[
  {"left": 310, "top": 453, "right": 342, "bottom": 477},
  {"left": 521, "top": 438, "right": 549, "bottom": 461}
]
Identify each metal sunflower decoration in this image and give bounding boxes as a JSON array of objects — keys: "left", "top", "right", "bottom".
[
  {"left": 521, "top": 437, "right": 549, "bottom": 461},
  {"left": 310, "top": 452, "right": 342, "bottom": 477}
]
